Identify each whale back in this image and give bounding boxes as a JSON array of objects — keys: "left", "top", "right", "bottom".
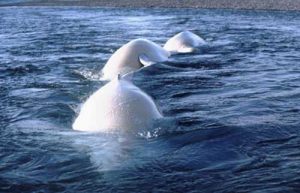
[
  {"left": 164, "top": 31, "right": 205, "bottom": 54},
  {"left": 102, "top": 39, "right": 169, "bottom": 80},
  {"left": 73, "top": 77, "right": 162, "bottom": 132}
]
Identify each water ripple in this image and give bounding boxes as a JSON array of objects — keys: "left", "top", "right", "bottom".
[{"left": 1, "top": 7, "right": 300, "bottom": 192}]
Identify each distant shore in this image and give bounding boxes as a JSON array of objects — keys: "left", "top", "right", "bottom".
[{"left": 1, "top": 0, "right": 300, "bottom": 11}]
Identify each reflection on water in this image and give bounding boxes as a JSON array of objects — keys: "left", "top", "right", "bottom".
[{"left": 0, "top": 7, "right": 300, "bottom": 192}]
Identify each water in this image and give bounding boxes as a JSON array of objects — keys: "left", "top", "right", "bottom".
[{"left": 1, "top": 7, "right": 300, "bottom": 192}]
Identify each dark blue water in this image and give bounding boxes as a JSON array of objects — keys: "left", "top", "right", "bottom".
[{"left": 1, "top": 7, "right": 300, "bottom": 192}]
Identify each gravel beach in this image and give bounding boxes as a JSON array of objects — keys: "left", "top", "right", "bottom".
[{"left": 1, "top": 0, "right": 300, "bottom": 11}]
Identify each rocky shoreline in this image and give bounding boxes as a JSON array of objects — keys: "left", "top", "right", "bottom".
[{"left": 1, "top": 0, "right": 300, "bottom": 11}]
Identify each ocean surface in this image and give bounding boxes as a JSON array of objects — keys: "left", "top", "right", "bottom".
[{"left": 1, "top": 7, "right": 300, "bottom": 192}]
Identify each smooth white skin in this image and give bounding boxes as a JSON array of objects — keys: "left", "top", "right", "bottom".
[
  {"left": 73, "top": 77, "right": 162, "bottom": 132},
  {"left": 164, "top": 31, "right": 206, "bottom": 54},
  {"left": 101, "top": 39, "right": 170, "bottom": 80}
]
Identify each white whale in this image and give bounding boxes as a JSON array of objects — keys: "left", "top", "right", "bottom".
[
  {"left": 73, "top": 75, "right": 162, "bottom": 132},
  {"left": 164, "top": 31, "right": 206, "bottom": 54},
  {"left": 101, "top": 39, "right": 170, "bottom": 80}
]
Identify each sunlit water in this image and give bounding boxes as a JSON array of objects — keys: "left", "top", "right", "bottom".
[{"left": 1, "top": 7, "right": 300, "bottom": 192}]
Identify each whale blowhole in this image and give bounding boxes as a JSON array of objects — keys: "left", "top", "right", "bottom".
[
  {"left": 101, "top": 38, "right": 170, "bottom": 80},
  {"left": 73, "top": 75, "right": 163, "bottom": 132},
  {"left": 164, "top": 31, "right": 206, "bottom": 54}
]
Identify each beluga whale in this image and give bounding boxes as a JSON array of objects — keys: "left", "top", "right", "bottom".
[
  {"left": 101, "top": 39, "right": 170, "bottom": 80},
  {"left": 73, "top": 75, "right": 162, "bottom": 132},
  {"left": 164, "top": 31, "right": 206, "bottom": 54}
]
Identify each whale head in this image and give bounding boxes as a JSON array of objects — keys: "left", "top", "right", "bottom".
[
  {"left": 101, "top": 39, "right": 170, "bottom": 80},
  {"left": 73, "top": 75, "right": 162, "bottom": 132},
  {"left": 164, "top": 31, "right": 206, "bottom": 54}
]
